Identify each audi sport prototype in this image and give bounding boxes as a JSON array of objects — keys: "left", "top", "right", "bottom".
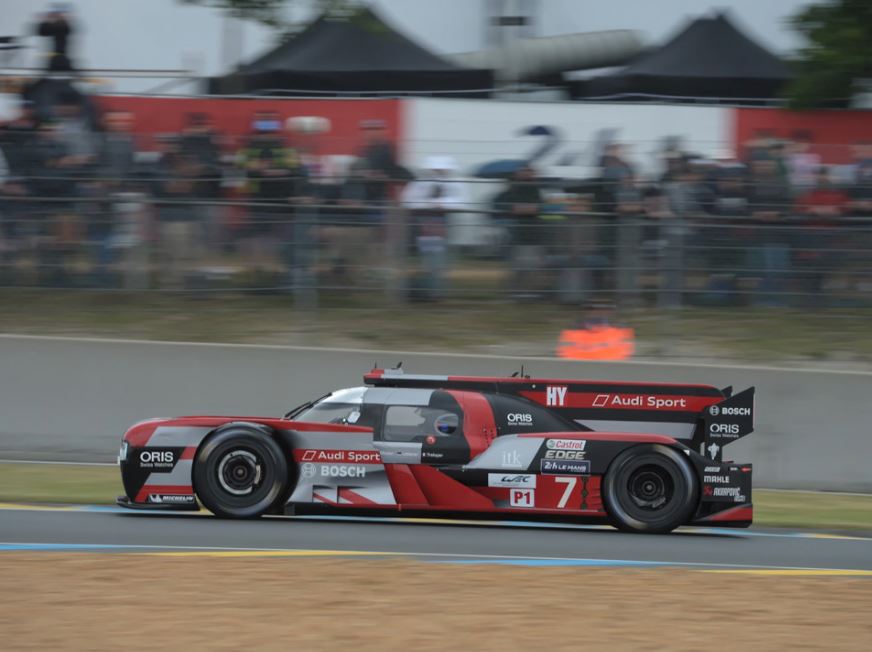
[{"left": 117, "top": 368, "right": 755, "bottom": 533}]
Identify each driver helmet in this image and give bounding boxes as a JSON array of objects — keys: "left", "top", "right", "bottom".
[{"left": 434, "top": 413, "right": 459, "bottom": 435}]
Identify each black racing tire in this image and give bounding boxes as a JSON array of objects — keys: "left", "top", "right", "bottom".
[
  {"left": 602, "top": 444, "right": 698, "bottom": 534},
  {"left": 193, "top": 426, "right": 288, "bottom": 519}
]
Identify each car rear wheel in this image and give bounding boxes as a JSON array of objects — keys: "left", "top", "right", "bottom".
[
  {"left": 193, "top": 426, "right": 288, "bottom": 518},
  {"left": 602, "top": 444, "right": 698, "bottom": 534}
]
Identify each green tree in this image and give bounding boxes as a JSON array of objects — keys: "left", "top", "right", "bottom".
[
  {"left": 179, "top": 0, "right": 355, "bottom": 30},
  {"left": 788, "top": 0, "right": 872, "bottom": 108},
  {"left": 180, "top": 0, "right": 287, "bottom": 28}
]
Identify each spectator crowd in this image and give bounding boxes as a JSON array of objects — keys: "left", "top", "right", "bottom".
[{"left": 1, "top": 92, "right": 871, "bottom": 307}]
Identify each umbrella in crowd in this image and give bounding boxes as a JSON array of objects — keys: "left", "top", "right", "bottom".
[{"left": 472, "top": 125, "right": 560, "bottom": 178}]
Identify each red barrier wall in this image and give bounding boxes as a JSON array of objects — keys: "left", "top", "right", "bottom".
[
  {"left": 95, "top": 95, "right": 402, "bottom": 155},
  {"left": 735, "top": 108, "right": 872, "bottom": 164}
]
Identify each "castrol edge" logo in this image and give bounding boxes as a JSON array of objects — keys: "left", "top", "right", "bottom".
[{"left": 546, "top": 439, "right": 586, "bottom": 451}]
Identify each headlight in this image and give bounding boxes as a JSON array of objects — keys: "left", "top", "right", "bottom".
[{"left": 117, "top": 441, "right": 129, "bottom": 465}]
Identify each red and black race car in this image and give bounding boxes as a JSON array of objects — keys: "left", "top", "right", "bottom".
[{"left": 117, "top": 368, "right": 755, "bottom": 533}]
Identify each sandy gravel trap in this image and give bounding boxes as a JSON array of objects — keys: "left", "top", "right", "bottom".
[{"left": 1, "top": 554, "right": 871, "bottom": 651}]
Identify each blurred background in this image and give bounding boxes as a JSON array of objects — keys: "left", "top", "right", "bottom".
[{"left": 1, "top": 0, "right": 871, "bottom": 365}]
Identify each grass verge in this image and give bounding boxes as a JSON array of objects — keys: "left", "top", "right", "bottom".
[
  {"left": 0, "top": 463, "right": 121, "bottom": 506},
  {"left": 1, "top": 462, "right": 870, "bottom": 531},
  {"left": 2, "top": 289, "right": 872, "bottom": 364}
]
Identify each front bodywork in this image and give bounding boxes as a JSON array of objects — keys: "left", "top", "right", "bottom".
[{"left": 118, "top": 373, "right": 755, "bottom": 528}]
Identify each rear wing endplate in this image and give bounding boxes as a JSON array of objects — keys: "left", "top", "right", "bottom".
[{"left": 695, "top": 387, "right": 755, "bottom": 462}]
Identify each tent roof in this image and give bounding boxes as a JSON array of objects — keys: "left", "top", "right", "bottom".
[
  {"left": 211, "top": 7, "right": 492, "bottom": 95},
  {"left": 242, "top": 7, "right": 471, "bottom": 74},
  {"left": 573, "top": 12, "right": 792, "bottom": 100}
]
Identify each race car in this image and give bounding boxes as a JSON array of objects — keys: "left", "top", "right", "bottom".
[{"left": 117, "top": 367, "right": 755, "bottom": 533}]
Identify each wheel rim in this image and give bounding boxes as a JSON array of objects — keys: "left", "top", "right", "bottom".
[
  {"left": 627, "top": 464, "right": 674, "bottom": 511},
  {"left": 216, "top": 449, "right": 263, "bottom": 496}
]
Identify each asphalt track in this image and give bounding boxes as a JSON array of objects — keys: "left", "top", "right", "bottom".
[
  {"left": 4, "top": 333, "right": 872, "bottom": 489},
  {"left": 2, "top": 504, "right": 871, "bottom": 573}
]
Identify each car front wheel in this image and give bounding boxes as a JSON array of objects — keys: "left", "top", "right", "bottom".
[{"left": 193, "top": 426, "right": 288, "bottom": 518}]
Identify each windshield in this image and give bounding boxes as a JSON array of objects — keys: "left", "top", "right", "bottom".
[{"left": 286, "top": 387, "right": 367, "bottom": 425}]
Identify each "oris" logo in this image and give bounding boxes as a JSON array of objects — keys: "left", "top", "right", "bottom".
[
  {"left": 507, "top": 413, "right": 533, "bottom": 424},
  {"left": 140, "top": 451, "right": 174, "bottom": 464}
]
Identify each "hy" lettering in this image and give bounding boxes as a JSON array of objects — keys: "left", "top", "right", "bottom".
[{"left": 546, "top": 386, "right": 568, "bottom": 407}]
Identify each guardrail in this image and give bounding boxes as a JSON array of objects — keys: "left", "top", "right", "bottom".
[{"left": 1, "top": 186, "right": 871, "bottom": 312}]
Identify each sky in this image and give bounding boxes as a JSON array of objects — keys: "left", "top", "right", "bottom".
[{"left": 1, "top": 0, "right": 813, "bottom": 92}]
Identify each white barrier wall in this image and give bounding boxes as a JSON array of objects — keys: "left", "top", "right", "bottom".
[
  {"left": 401, "top": 98, "right": 733, "bottom": 246},
  {"left": 0, "top": 336, "right": 869, "bottom": 492},
  {"left": 402, "top": 98, "right": 733, "bottom": 178}
]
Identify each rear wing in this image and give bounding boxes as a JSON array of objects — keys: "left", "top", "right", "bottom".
[{"left": 364, "top": 368, "right": 754, "bottom": 462}]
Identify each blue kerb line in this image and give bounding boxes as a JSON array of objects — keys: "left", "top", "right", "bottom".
[
  {"left": 4, "top": 504, "right": 868, "bottom": 542},
  {"left": 0, "top": 543, "right": 131, "bottom": 551}
]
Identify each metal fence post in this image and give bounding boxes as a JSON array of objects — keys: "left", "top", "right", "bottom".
[
  {"left": 384, "top": 203, "right": 409, "bottom": 303},
  {"left": 292, "top": 203, "right": 318, "bottom": 312},
  {"left": 117, "top": 192, "right": 149, "bottom": 290}
]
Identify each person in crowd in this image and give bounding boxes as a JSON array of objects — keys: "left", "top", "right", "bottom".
[
  {"left": 54, "top": 95, "right": 98, "bottom": 168},
  {"left": 237, "top": 111, "right": 303, "bottom": 281},
  {"left": 178, "top": 112, "right": 222, "bottom": 199},
  {"left": 358, "top": 120, "right": 397, "bottom": 181},
  {"left": 613, "top": 172, "right": 645, "bottom": 305},
  {"left": 178, "top": 112, "right": 224, "bottom": 252},
  {"left": 747, "top": 158, "right": 793, "bottom": 306},
  {"left": 787, "top": 132, "right": 821, "bottom": 195},
  {"left": 615, "top": 171, "right": 644, "bottom": 216},
  {"left": 709, "top": 150, "right": 748, "bottom": 211},
  {"left": 493, "top": 164, "right": 545, "bottom": 298},
  {"left": 36, "top": 3, "right": 75, "bottom": 71},
  {"left": 155, "top": 143, "right": 201, "bottom": 289},
  {"left": 356, "top": 119, "right": 404, "bottom": 231},
  {"left": 0, "top": 100, "right": 39, "bottom": 281},
  {"left": 849, "top": 141, "right": 872, "bottom": 216},
  {"left": 657, "top": 158, "right": 707, "bottom": 308},
  {"left": 0, "top": 141, "right": 11, "bottom": 273},
  {"left": 694, "top": 155, "right": 751, "bottom": 304},
  {"left": 796, "top": 166, "right": 850, "bottom": 218},
  {"left": 595, "top": 145, "right": 635, "bottom": 280},
  {"left": 91, "top": 110, "right": 138, "bottom": 285},
  {"left": 402, "top": 156, "right": 466, "bottom": 300},
  {"left": 794, "top": 167, "right": 850, "bottom": 303},
  {"left": 100, "top": 110, "right": 136, "bottom": 185},
  {"left": 745, "top": 129, "right": 777, "bottom": 163},
  {"left": 30, "top": 120, "right": 82, "bottom": 286},
  {"left": 319, "top": 159, "right": 371, "bottom": 282},
  {"left": 599, "top": 142, "right": 634, "bottom": 213},
  {"left": 54, "top": 94, "right": 103, "bottom": 283}
]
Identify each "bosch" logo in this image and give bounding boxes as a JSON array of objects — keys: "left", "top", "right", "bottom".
[{"left": 720, "top": 407, "right": 751, "bottom": 416}]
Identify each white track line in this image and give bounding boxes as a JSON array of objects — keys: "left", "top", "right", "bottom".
[
  {"left": 1, "top": 332, "right": 870, "bottom": 375},
  {"left": 0, "top": 459, "right": 115, "bottom": 467},
  {"left": 761, "top": 488, "right": 872, "bottom": 498}
]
